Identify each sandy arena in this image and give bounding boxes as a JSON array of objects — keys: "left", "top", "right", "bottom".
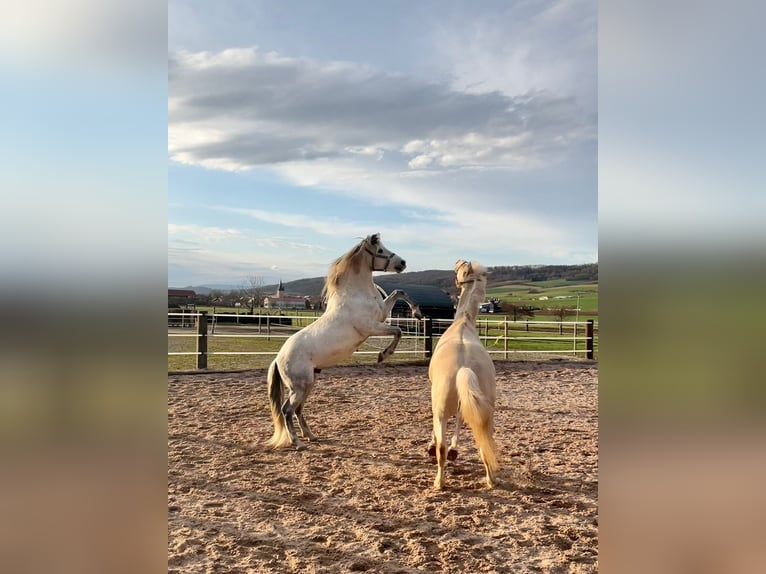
[{"left": 168, "top": 360, "right": 598, "bottom": 573}]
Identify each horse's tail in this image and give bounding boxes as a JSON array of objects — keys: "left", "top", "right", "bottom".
[
  {"left": 267, "top": 360, "right": 290, "bottom": 448},
  {"left": 456, "top": 366, "right": 498, "bottom": 478}
]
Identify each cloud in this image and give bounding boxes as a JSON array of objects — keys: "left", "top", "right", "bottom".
[
  {"left": 168, "top": 223, "right": 243, "bottom": 241},
  {"left": 168, "top": 47, "right": 593, "bottom": 172},
  {"left": 211, "top": 207, "right": 368, "bottom": 239},
  {"left": 167, "top": 225, "right": 334, "bottom": 285},
  {"left": 430, "top": 0, "right": 596, "bottom": 113},
  {"left": 256, "top": 152, "right": 596, "bottom": 265}
]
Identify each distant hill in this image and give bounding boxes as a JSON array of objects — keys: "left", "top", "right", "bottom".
[
  {"left": 488, "top": 263, "right": 597, "bottom": 284},
  {"left": 171, "top": 284, "right": 240, "bottom": 296},
  {"left": 264, "top": 263, "right": 598, "bottom": 297}
]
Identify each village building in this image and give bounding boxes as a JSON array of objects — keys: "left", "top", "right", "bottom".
[{"left": 263, "top": 281, "right": 309, "bottom": 310}]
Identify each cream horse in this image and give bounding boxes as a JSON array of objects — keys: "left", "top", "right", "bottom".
[
  {"left": 428, "top": 260, "right": 498, "bottom": 489},
  {"left": 267, "top": 233, "right": 422, "bottom": 450}
]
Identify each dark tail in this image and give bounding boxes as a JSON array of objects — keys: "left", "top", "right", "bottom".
[{"left": 266, "top": 360, "right": 289, "bottom": 448}]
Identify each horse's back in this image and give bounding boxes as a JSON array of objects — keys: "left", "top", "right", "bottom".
[{"left": 429, "top": 326, "right": 495, "bottom": 404}]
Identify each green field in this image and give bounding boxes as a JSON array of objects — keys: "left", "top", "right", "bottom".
[{"left": 485, "top": 280, "right": 598, "bottom": 316}]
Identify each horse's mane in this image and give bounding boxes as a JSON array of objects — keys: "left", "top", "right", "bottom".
[{"left": 321, "top": 237, "right": 369, "bottom": 300}]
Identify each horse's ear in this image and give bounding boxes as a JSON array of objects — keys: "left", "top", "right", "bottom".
[{"left": 370, "top": 233, "right": 380, "bottom": 245}]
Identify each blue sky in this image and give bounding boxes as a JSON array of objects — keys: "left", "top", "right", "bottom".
[{"left": 168, "top": 0, "right": 597, "bottom": 287}]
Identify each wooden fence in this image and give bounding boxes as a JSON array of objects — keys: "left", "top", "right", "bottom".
[{"left": 168, "top": 312, "right": 596, "bottom": 371}]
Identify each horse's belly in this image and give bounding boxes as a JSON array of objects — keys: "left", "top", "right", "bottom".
[
  {"left": 314, "top": 345, "right": 357, "bottom": 369},
  {"left": 286, "top": 326, "right": 364, "bottom": 369}
]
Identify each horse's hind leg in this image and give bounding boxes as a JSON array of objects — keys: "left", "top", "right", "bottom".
[
  {"left": 295, "top": 373, "right": 318, "bottom": 441},
  {"left": 428, "top": 418, "right": 460, "bottom": 460},
  {"left": 432, "top": 415, "right": 448, "bottom": 490},
  {"left": 475, "top": 422, "right": 499, "bottom": 489},
  {"left": 295, "top": 403, "right": 317, "bottom": 441},
  {"left": 447, "top": 412, "right": 461, "bottom": 461},
  {"left": 281, "top": 388, "right": 308, "bottom": 450}
]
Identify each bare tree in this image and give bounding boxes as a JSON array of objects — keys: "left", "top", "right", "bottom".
[
  {"left": 240, "top": 275, "right": 266, "bottom": 314},
  {"left": 551, "top": 306, "right": 575, "bottom": 322},
  {"left": 208, "top": 290, "right": 224, "bottom": 333},
  {"left": 207, "top": 289, "right": 224, "bottom": 307},
  {"left": 507, "top": 304, "right": 536, "bottom": 322},
  {"left": 551, "top": 306, "right": 576, "bottom": 334}
]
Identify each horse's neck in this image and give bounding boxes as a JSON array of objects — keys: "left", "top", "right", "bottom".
[
  {"left": 347, "top": 268, "right": 374, "bottom": 289},
  {"left": 332, "top": 268, "right": 375, "bottom": 301},
  {"left": 455, "top": 282, "right": 485, "bottom": 324},
  {"left": 457, "top": 307, "right": 479, "bottom": 325}
]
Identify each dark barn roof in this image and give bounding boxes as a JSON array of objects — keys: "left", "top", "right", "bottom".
[{"left": 376, "top": 283, "right": 455, "bottom": 319}]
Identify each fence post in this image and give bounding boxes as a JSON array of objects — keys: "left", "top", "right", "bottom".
[
  {"left": 586, "top": 319, "right": 594, "bottom": 360},
  {"left": 504, "top": 317, "right": 508, "bottom": 359},
  {"left": 424, "top": 317, "right": 433, "bottom": 359},
  {"left": 196, "top": 311, "right": 208, "bottom": 369},
  {"left": 573, "top": 322, "right": 578, "bottom": 354}
]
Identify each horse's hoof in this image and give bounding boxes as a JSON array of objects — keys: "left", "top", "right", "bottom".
[
  {"left": 447, "top": 449, "right": 458, "bottom": 461},
  {"left": 377, "top": 352, "right": 384, "bottom": 363},
  {"left": 294, "top": 443, "right": 307, "bottom": 451},
  {"left": 427, "top": 444, "right": 436, "bottom": 457}
]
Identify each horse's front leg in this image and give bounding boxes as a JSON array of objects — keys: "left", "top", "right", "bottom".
[
  {"left": 381, "top": 290, "right": 423, "bottom": 319},
  {"left": 366, "top": 322, "right": 402, "bottom": 363}
]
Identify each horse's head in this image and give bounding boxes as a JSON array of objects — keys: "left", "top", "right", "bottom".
[
  {"left": 454, "top": 259, "right": 488, "bottom": 317},
  {"left": 455, "top": 259, "right": 485, "bottom": 285},
  {"left": 454, "top": 259, "right": 487, "bottom": 289},
  {"left": 365, "top": 233, "right": 406, "bottom": 273}
]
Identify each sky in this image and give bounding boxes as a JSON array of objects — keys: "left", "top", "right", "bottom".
[{"left": 168, "top": 0, "right": 597, "bottom": 288}]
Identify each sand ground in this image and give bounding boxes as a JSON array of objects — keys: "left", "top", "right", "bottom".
[{"left": 168, "top": 360, "right": 598, "bottom": 573}]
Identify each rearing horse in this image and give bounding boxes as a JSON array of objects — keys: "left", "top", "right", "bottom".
[
  {"left": 428, "top": 259, "right": 499, "bottom": 489},
  {"left": 267, "top": 233, "right": 422, "bottom": 450}
]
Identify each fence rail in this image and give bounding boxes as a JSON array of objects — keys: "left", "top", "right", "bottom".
[{"left": 168, "top": 312, "right": 597, "bottom": 371}]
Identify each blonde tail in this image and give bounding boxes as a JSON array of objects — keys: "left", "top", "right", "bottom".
[{"left": 456, "top": 367, "right": 498, "bottom": 480}]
